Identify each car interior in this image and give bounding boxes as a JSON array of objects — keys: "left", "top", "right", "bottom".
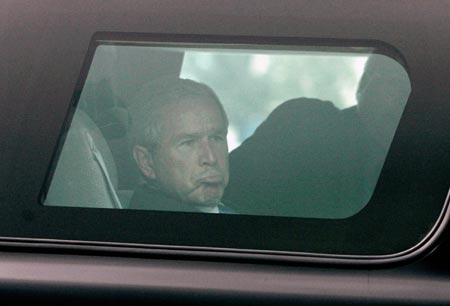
[
  {"left": 46, "top": 47, "right": 185, "bottom": 209},
  {"left": 43, "top": 38, "right": 411, "bottom": 220}
]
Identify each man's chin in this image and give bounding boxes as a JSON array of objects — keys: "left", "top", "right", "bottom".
[
  {"left": 196, "top": 185, "right": 224, "bottom": 204},
  {"left": 189, "top": 194, "right": 223, "bottom": 207},
  {"left": 192, "top": 196, "right": 222, "bottom": 207}
]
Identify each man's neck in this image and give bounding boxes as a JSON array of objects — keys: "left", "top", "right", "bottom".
[{"left": 144, "top": 183, "right": 221, "bottom": 213}]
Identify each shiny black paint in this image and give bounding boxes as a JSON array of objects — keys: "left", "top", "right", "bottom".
[{"left": 1, "top": 0, "right": 450, "bottom": 304}]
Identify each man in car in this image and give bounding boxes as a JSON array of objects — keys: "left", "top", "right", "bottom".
[{"left": 128, "top": 77, "right": 233, "bottom": 213}]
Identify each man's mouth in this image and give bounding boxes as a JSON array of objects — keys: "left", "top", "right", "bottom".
[{"left": 198, "top": 175, "right": 223, "bottom": 184}]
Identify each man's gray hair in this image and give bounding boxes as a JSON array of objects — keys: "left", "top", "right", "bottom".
[{"left": 129, "top": 77, "right": 228, "bottom": 152}]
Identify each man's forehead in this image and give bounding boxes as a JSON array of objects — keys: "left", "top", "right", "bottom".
[
  {"left": 159, "top": 97, "right": 227, "bottom": 134},
  {"left": 161, "top": 96, "right": 221, "bottom": 117}
]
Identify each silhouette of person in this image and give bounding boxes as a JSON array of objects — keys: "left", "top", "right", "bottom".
[{"left": 223, "top": 54, "right": 410, "bottom": 218}]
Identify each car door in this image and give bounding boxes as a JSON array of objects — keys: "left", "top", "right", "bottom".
[{"left": 1, "top": 1, "right": 449, "bottom": 305}]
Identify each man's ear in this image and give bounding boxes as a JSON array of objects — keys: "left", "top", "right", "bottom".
[{"left": 133, "top": 145, "right": 156, "bottom": 179}]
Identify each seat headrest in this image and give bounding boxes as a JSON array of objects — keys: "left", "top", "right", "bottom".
[{"left": 45, "top": 110, "right": 119, "bottom": 208}]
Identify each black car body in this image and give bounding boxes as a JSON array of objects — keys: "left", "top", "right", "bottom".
[{"left": 1, "top": 0, "right": 450, "bottom": 304}]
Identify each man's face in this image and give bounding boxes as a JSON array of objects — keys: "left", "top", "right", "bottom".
[{"left": 150, "top": 97, "right": 229, "bottom": 207}]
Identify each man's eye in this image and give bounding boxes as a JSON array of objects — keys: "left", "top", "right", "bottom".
[
  {"left": 211, "top": 135, "right": 226, "bottom": 142},
  {"left": 179, "top": 139, "right": 195, "bottom": 147}
]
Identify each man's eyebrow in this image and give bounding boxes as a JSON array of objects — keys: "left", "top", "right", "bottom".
[
  {"left": 209, "top": 127, "right": 228, "bottom": 137},
  {"left": 175, "top": 132, "right": 201, "bottom": 140},
  {"left": 175, "top": 128, "right": 227, "bottom": 140}
]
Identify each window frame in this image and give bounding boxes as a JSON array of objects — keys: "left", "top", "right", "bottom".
[{"left": 2, "top": 32, "right": 449, "bottom": 266}]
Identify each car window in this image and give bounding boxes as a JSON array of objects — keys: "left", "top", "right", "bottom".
[{"left": 44, "top": 36, "right": 410, "bottom": 220}]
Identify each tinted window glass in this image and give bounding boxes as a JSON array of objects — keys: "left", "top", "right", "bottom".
[{"left": 43, "top": 40, "right": 411, "bottom": 220}]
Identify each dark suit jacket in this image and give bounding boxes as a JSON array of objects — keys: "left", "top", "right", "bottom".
[
  {"left": 223, "top": 98, "right": 385, "bottom": 218},
  {"left": 129, "top": 184, "right": 235, "bottom": 214}
]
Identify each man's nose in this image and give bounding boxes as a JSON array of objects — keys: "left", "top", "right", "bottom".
[{"left": 198, "top": 139, "right": 217, "bottom": 165}]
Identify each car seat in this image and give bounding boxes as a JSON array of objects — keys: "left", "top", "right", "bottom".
[{"left": 45, "top": 109, "right": 123, "bottom": 209}]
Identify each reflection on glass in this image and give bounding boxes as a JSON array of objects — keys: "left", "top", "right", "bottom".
[
  {"left": 181, "top": 51, "right": 368, "bottom": 149},
  {"left": 44, "top": 42, "right": 410, "bottom": 219}
]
